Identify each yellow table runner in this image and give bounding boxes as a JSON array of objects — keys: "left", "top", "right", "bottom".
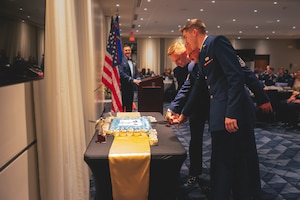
[{"left": 109, "top": 135, "right": 150, "bottom": 200}]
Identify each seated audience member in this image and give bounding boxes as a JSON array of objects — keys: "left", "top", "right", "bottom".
[
  {"left": 146, "top": 68, "right": 155, "bottom": 77},
  {"left": 162, "top": 67, "right": 173, "bottom": 78},
  {"left": 138, "top": 68, "right": 144, "bottom": 78},
  {"left": 280, "top": 91, "right": 300, "bottom": 128},
  {"left": 276, "top": 67, "right": 291, "bottom": 85},
  {"left": 288, "top": 69, "right": 300, "bottom": 92},
  {"left": 279, "top": 69, "right": 300, "bottom": 127},
  {"left": 258, "top": 65, "right": 269, "bottom": 80},
  {"left": 261, "top": 66, "right": 277, "bottom": 86},
  {"left": 141, "top": 68, "right": 146, "bottom": 78}
]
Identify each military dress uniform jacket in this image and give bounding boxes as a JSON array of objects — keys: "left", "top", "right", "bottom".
[
  {"left": 198, "top": 35, "right": 256, "bottom": 132},
  {"left": 242, "top": 66, "right": 270, "bottom": 106},
  {"left": 169, "top": 58, "right": 268, "bottom": 123}
]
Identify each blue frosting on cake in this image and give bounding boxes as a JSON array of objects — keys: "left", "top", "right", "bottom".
[{"left": 110, "top": 116, "right": 151, "bottom": 132}]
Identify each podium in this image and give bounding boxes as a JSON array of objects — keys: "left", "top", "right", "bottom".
[{"left": 138, "top": 75, "right": 164, "bottom": 114}]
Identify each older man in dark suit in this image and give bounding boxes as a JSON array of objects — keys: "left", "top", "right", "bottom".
[
  {"left": 179, "top": 19, "right": 261, "bottom": 200},
  {"left": 118, "top": 44, "right": 141, "bottom": 112}
]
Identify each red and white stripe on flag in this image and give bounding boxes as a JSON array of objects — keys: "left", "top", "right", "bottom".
[
  {"left": 101, "top": 16, "right": 123, "bottom": 112},
  {"left": 102, "top": 53, "right": 122, "bottom": 112}
]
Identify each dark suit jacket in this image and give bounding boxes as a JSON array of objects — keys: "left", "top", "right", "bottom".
[
  {"left": 173, "top": 65, "right": 189, "bottom": 91},
  {"left": 198, "top": 35, "right": 256, "bottom": 132},
  {"left": 169, "top": 61, "right": 209, "bottom": 119},
  {"left": 118, "top": 56, "right": 139, "bottom": 94}
]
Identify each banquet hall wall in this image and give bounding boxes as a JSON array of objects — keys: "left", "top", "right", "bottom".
[{"left": 133, "top": 38, "right": 300, "bottom": 77}]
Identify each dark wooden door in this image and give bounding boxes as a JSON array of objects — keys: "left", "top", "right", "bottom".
[{"left": 255, "top": 55, "right": 270, "bottom": 73}]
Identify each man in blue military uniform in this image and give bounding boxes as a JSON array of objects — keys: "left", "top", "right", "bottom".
[
  {"left": 176, "top": 19, "right": 268, "bottom": 199},
  {"left": 166, "top": 41, "right": 272, "bottom": 198}
]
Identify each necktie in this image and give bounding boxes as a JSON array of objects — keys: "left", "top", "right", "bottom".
[{"left": 128, "top": 59, "right": 134, "bottom": 77}]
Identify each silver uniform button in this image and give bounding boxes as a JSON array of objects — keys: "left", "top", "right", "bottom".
[
  {"left": 207, "top": 85, "right": 210, "bottom": 89},
  {"left": 210, "top": 95, "right": 213, "bottom": 99},
  {"left": 205, "top": 76, "right": 208, "bottom": 80}
]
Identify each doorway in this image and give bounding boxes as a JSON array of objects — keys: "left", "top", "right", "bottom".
[{"left": 254, "top": 55, "right": 270, "bottom": 74}]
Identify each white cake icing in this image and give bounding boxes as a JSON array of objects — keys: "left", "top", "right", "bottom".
[
  {"left": 109, "top": 116, "right": 151, "bottom": 134},
  {"left": 148, "top": 129, "right": 158, "bottom": 146},
  {"left": 107, "top": 116, "right": 158, "bottom": 145}
]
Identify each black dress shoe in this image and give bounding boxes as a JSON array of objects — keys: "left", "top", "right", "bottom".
[
  {"left": 201, "top": 185, "right": 211, "bottom": 196},
  {"left": 184, "top": 176, "right": 198, "bottom": 186},
  {"left": 286, "top": 123, "right": 300, "bottom": 129}
]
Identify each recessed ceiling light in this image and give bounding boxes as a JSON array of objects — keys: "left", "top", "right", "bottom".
[
  {"left": 232, "top": 19, "right": 236, "bottom": 22},
  {"left": 292, "top": 26, "right": 296, "bottom": 29},
  {"left": 272, "top": 31, "right": 276, "bottom": 34},
  {"left": 238, "top": 37, "right": 241, "bottom": 39},
  {"left": 277, "top": 19, "right": 280, "bottom": 22},
  {"left": 144, "top": 8, "right": 148, "bottom": 11},
  {"left": 266, "top": 37, "right": 270, "bottom": 39},
  {"left": 217, "top": 25, "right": 220, "bottom": 28},
  {"left": 239, "top": 30, "right": 242, "bottom": 34},
  {"left": 200, "top": 8, "right": 204, "bottom": 12},
  {"left": 19, "top": 7, "right": 23, "bottom": 11},
  {"left": 140, "top": 18, "right": 144, "bottom": 20},
  {"left": 273, "top": 2, "right": 277, "bottom": 5},
  {"left": 255, "top": 25, "right": 259, "bottom": 29},
  {"left": 211, "top": 1, "right": 215, "bottom": 3},
  {"left": 254, "top": 9, "right": 258, "bottom": 13},
  {"left": 116, "top": 4, "right": 120, "bottom": 7}
]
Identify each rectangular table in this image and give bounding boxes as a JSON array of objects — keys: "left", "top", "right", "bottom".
[
  {"left": 84, "top": 112, "right": 187, "bottom": 200},
  {"left": 266, "top": 89, "right": 292, "bottom": 121},
  {"left": 254, "top": 88, "right": 293, "bottom": 122}
]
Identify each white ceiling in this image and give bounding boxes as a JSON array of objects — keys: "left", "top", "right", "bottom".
[
  {"left": 0, "top": 0, "right": 45, "bottom": 28},
  {"left": 1, "top": 0, "right": 299, "bottom": 39},
  {"left": 97, "top": 0, "right": 300, "bottom": 39}
]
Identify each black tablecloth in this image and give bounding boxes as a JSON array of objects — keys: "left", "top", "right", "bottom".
[{"left": 84, "top": 112, "right": 187, "bottom": 200}]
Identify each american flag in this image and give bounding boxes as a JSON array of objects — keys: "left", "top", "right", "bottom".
[
  {"left": 101, "top": 16, "right": 123, "bottom": 112},
  {"left": 115, "top": 16, "right": 123, "bottom": 65}
]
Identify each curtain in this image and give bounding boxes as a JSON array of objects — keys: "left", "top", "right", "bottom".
[
  {"left": 33, "top": 0, "right": 97, "bottom": 199},
  {"left": 137, "top": 38, "right": 161, "bottom": 75},
  {"left": 136, "top": 38, "right": 187, "bottom": 75}
]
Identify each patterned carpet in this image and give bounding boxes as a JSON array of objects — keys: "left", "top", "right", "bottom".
[
  {"left": 90, "top": 102, "right": 300, "bottom": 200},
  {"left": 171, "top": 120, "right": 300, "bottom": 200}
]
